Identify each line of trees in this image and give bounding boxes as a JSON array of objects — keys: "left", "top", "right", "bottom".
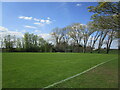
[
  {"left": 1, "top": 33, "right": 54, "bottom": 52},
  {"left": 88, "top": 2, "right": 119, "bottom": 53},
  {"left": 1, "top": 2, "right": 119, "bottom": 54}
]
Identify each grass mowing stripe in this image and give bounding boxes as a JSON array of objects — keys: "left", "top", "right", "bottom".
[{"left": 43, "top": 58, "right": 117, "bottom": 89}]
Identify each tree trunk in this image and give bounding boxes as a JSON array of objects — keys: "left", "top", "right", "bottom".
[{"left": 106, "top": 48, "right": 109, "bottom": 54}]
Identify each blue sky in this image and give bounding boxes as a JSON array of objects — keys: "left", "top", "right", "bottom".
[
  {"left": 2, "top": 2, "right": 97, "bottom": 34},
  {"left": 1, "top": 2, "right": 118, "bottom": 49}
]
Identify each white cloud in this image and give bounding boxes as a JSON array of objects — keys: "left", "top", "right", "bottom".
[
  {"left": 34, "top": 19, "right": 52, "bottom": 26},
  {"left": 19, "top": 16, "right": 32, "bottom": 20},
  {"left": 47, "top": 17, "right": 50, "bottom": 20},
  {"left": 38, "top": 33, "right": 51, "bottom": 40},
  {"left": 33, "top": 18, "right": 52, "bottom": 24},
  {"left": 40, "top": 19, "right": 45, "bottom": 23},
  {"left": 25, "top": 25, "right": 37, "bottom": 29},
  {"left": 34, "top": 23, "right": 45, "bottom": 26},
  {"left": 0, "top": 26, "right": 8, "bottom": 32},
  {"left": 45, "top": 20, "right": 52, "bottom": 24},
  {"left": 40, "top": 19, "right": 52, "bottom": 24},
  {"left": 0, "top": 26, "right": 23, "bottom": 38},
  {"left": 18, "top": 16, "right": 53, "bottom": 27},
  {"left": 34, "top": 30, "right": 41, "bottom": 33},
  {"left": 8, "top": 31, "right": 24, "bottom": 37},
  {"left": 34, "top": 18, "right": 40, "bottom": 21},
  {"left": 76, "top": 3, "right": 82, "bottom": 7}
]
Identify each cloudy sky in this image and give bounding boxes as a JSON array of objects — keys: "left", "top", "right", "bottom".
[
  {"left": 0, "top": 2, "right": 118, "bottom": 49},
  {"left": 1, "top": 2, "right": 97, "bottom": 36}
]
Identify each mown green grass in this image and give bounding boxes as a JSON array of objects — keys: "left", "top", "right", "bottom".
[
  {"left": 52, "top": 58, "right": 118, "bottom": 88},
  {"left": 2, "top": 53, "right": 118, "bottom": 88}
]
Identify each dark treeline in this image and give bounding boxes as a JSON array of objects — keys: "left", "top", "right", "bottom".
[{"left": 1, "top": 2, "right": 119, "bottom": 54}]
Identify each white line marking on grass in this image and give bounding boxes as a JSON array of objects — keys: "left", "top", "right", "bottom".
[{"left": 43, "top": 58, "right": 117, "bottom": 89}]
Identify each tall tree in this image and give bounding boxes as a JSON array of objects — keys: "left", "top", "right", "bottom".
[
  {"left": 88, "top": 2, "right": 119, "bottom": 53},
  {"left": 61, "top": 27, "right": 70, "bottom": 52},
  {"left": 68, "top": 23, "right": 83, "bottom": 52},
  {"left": 24, "top": 33, "right": 30, "bottom": 51},
  {"left": 82, "top": 22, "right": 95, "bottom": 53},
  {"left": 88, "top": 22, "right": 101, "bottom": 53},
  {"left": 4, "top": 35, "right": 14, "bottom": 51},
  {"left": 51, "top": 27, "right": 64, "bottom": 52}
]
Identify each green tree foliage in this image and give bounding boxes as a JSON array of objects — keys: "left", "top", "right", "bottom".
[
  {"left": 88, "top": 2, "right": 119, "bottom": 53},
  {"left": 4, "top": 35, "right": 15, "bottom": 51}
]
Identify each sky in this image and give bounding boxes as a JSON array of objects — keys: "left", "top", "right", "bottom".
[
  {"left": 0, "top": 2, "right": 118, "bottom": 49},
  {"left": 2, "top": 2, "right": 97, "bottom": 34}
]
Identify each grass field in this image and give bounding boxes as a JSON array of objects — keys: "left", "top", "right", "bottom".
[{"left": 2, "top": 53, "right": 118, "bottom": 88}]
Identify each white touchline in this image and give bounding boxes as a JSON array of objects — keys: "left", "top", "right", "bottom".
[{"left": 42, "top": 58, "right": 117, "bottom": 89}]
